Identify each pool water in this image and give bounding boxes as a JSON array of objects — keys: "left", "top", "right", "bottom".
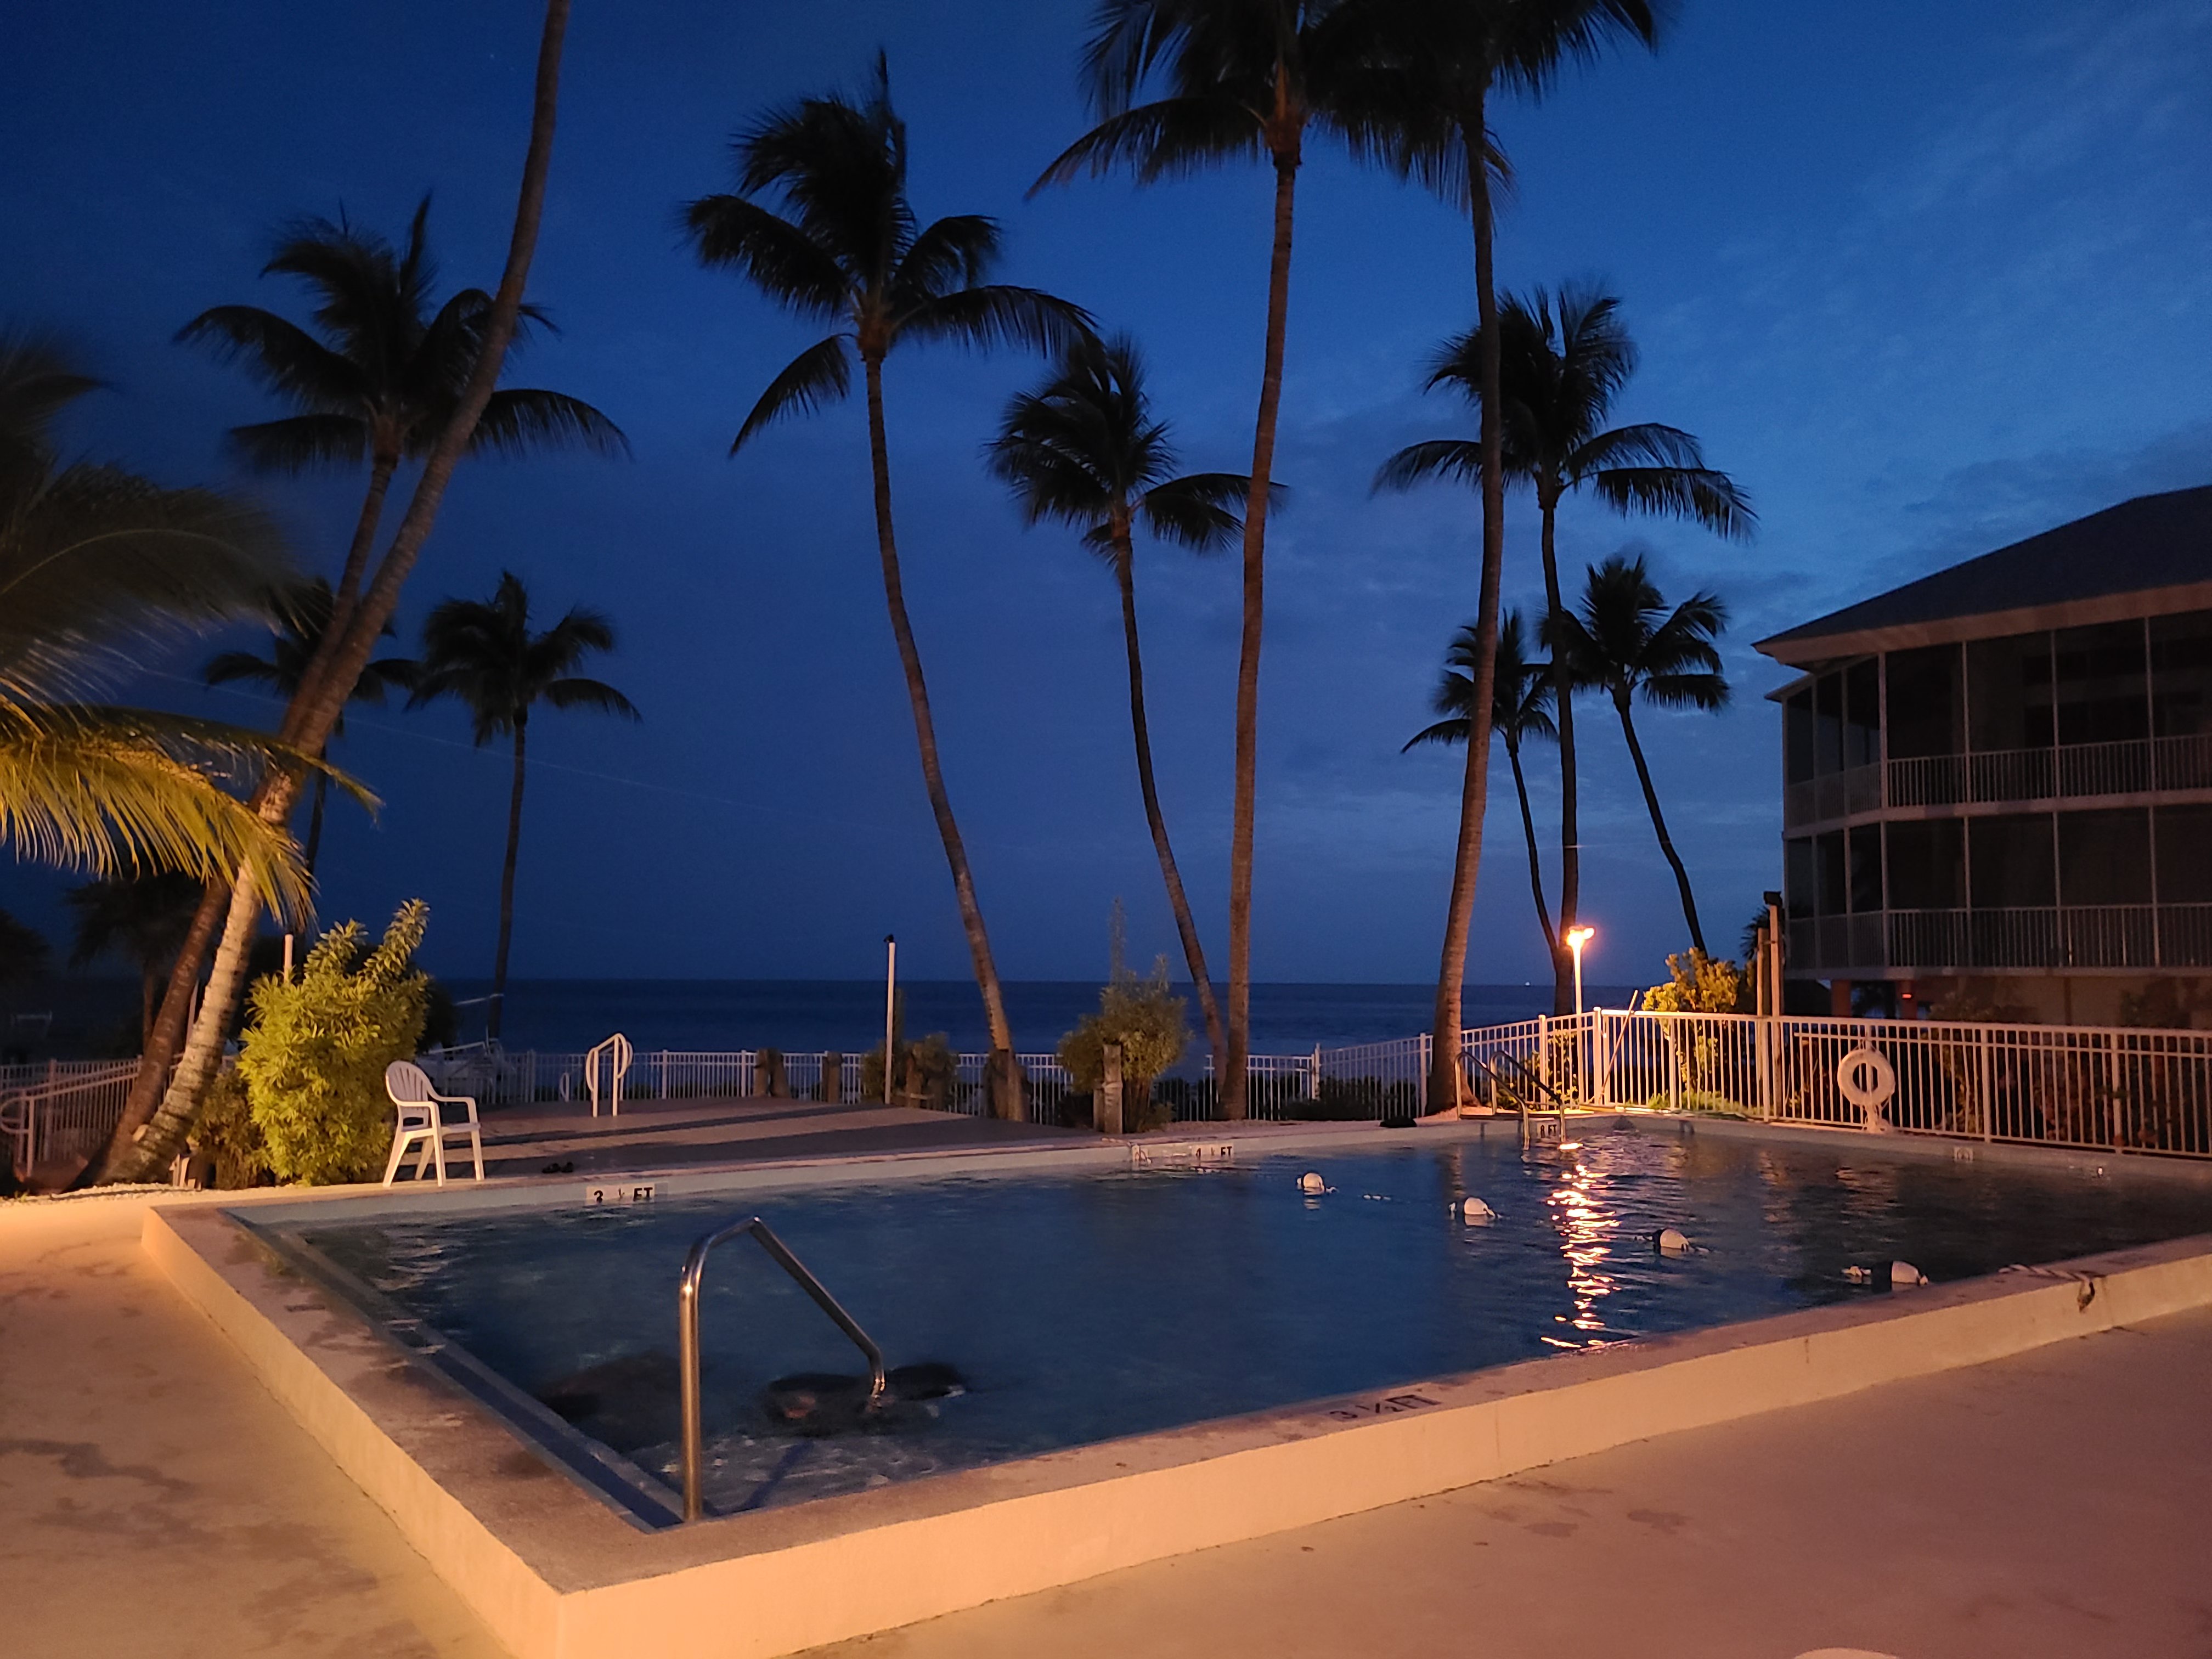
[{"left": 303, "top": 1130, "right": 2212, "bottom": 1515}]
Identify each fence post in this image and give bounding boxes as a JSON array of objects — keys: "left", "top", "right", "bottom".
[
  {"left": 1538, "top": 1015, "right": 1551, "bottom": 1094},
  {"left": 1418, "top": 1032, "right": 1431, "bottom": 1114},
  {"left": 1977, "top": 1027, "right": 1994, "bottom": 1141},
  {"left": 1594, "top": 1011, "right": 1611, "bottom": 1110},
  {"left": 1669, "top": 1015, "right": 1680, "bottom": 1116}
]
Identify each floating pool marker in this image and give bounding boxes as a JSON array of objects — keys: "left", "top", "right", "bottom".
[
  {"left": 1843, "top": 1265, "right": 1874, "bottom": 1284},
  {"left": 1297, "top": 1171, "right": 1326, "bottom": 1194},
  {"left": 1459, "top": 1197, "right": 1496, "bottom": 1224},
  {"left": 1655, "top": 1226, "right": 1691, "bottom": 1255},
  {"left": 1891, "top": 1260, "right": 1927, "bottom": 1287}
]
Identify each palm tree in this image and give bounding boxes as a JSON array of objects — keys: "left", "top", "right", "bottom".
[
  {"left": 105, "top": 0, "right": 578, "bottom": 1183},
  {"left": 177, "top": 198, "right": 626, "bottom": 628},
  {"left": 681, "top": 57, "right": 1089, "bottom": 1119},
  {"left": 1377, "top": 283, "right": 1751, "bottom": 1010},
  {"left": 66, "top": 872, "right": 203, "bottom": 1044},
  {"left": 0, "top": 911, "right": 50, "bottom": 986},
  {"left": 1551, "top": 552, "right": 1729, "bottom": 953},
  {"left": 205, "top": 577, "right": 415, "bottom": 879},
  {"left": 987, "top": 333, "right": 1255, "bottom": 1075},
  {"left": 1402, "top": 609, "right": 1556, "bottom": 952},
  {"left": 1036, "top": 0, "right": 1384, "bottom": 1120},
  {"left": 0, "top": 330, "right": 317, "bottom": 919},
  {"left": 409, "top": 572, "right": 637, "bottom": 1040},
  {"left": 1345, "top": 0, "right": 1662, "bottom": 1106}
]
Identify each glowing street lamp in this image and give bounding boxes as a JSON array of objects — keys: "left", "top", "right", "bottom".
[{"left": 1565, "top": 926, "right": 1596, "bottom": 1019}]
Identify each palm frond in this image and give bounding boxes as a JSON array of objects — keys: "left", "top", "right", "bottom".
[
  {"left": 469, "top": 388, "right": 630, "bottom": 460},
  {"left": 224, "top": 413, "right": 370, "bottom": 474},
  {"left": 174, "top": 306, "right": 366, "bottom": 410},
  {"left": 1032, "top": 97, "right": 1264, "bottom": 191},
  {"left": 1401, "top": 714, "right": 1471, "bottom": 753},
  {"left": 0, "top": 330, "right": 101, "bottom": 461},
  {"left": 1639, "top": 669, "right": 1730, "bottom": 711},
  {"left": 680, "top": 194, "right": 853, "bottom": 320},
  {"left": 733, "top": 336, "right": 853, "bottom": 452},
  {"left": 1140, "top": 471, "right": 1255, "bottom": 551},
  {"left": 891, "top": 215, "right": 1003, "bottom": 307},
  {"left": 1373, "top": 438, "right": 1483, "bottom": 494},
  {"left": 540, "top": 676, "right": 640, "bottom": 719},
  {"left": 1583, "top": 460, "right": 1756, "bottom": 540},
  {"left": 896, "top": 285, "right": 1094, "bottom": 356}
]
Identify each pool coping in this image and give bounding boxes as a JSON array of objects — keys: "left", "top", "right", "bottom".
[{"left": 143, "top": 1119, "right": 2212, "bottom": 1659}]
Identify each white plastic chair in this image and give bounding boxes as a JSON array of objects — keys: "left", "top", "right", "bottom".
[{"left": 383, "top": 1059, "right": 485, "bottom": 1186}]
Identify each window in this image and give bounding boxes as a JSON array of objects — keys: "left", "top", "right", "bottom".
[
  {"left": 1784, "top": 837, "right": 1816, "bottom": 919},
  {"left": 2151, "top": 610, "right": 2212, "bottom": 737},
  {"left": 1848, "top": 823, "right": 1883, "bottom": 913},
  {"left": 1967, "top": 631, "right": 2053, "bottom": 753},
  {"left": 2154, "top": 805, "right": 2212, "bottom": 904},
  {"left": 1886, "top": 819, "right": 1963, "bottom": 910},
  {"left": 1816, "top": 830, "right": 1847, "bottom": 916},
  {"left": 2053, "top": 621, "right": 2147, "bottom": 746},
  {"left": 1844, "top": 658, "right": 1880, "bottom": 769},
  {"left": 1886, "top": 644, "right": 1963, "bottom": 760},
  {"left": 1785, "top": 688, "right": 1814, "bottom": 783},
  {"left": 1968, "top": 814, "right": 2055, "bottom": 909},
  {"left": 2057, "top": 809, "right": 2151, "bottom": 906},
  {"left": 1813, "top": 672, "right": 1844, "bottom": 775}
]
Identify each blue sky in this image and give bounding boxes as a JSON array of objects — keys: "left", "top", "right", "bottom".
[{"left": 4, "top": 0, "right": 2210, "bottom": 994}]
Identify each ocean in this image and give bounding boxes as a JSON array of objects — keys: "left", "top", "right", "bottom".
[{"left": 1, "top": 977, "right": 1644, "bottom": 1063}]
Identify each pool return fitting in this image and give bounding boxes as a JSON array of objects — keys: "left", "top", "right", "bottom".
[{"left": 678, "top": 1216, "right": 887, "bottom": 1522}]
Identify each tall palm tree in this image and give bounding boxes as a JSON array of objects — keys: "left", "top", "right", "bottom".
[
  {"left": 1346, "top": 0, "right": 1662, "bottom": 1106},
  {"left": 205, "top": 577, "right": 415, "bottom": 879},
  {"left": 105, "top": 0, "right": 578, "bottom": 1183},
  {"left": 1551, "top": 552, "right": 1729, "bottom": 952},
  {"left": 66, "top": 872, "right": 203, "bottom": 1045},
  {"left": 987, "top": 333, "right": 1256, "bottom": 1075},
  {"left": 409, "top": 572, "right": 637, "bottom": 1040},
  {"left": 177, "top": 198, "right": 626, "bottom": 628},
  {"left": 1377, "top": 283, "right": 1751, "bottom": 1009},
  {"left": 1402, "top": 609, "right": 1556, "bottom": 952},
  {"left": 681, "top": 57, "right": 1089, "bottom": 1119},
  {"left": 1036, "top": 0, "right": 1381, "bottom": 1120},
  {"left": 0, "top": 330, "right": 317, "bottom": 920}
]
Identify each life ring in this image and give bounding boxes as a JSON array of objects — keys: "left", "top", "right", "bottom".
[{"left": 1836, "top": 1046, "right": 1897, "bottom": 1124}]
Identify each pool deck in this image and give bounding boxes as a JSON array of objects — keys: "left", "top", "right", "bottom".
[{"left": 5, "top": 1120, "right": 2211, "bottom": 1657}]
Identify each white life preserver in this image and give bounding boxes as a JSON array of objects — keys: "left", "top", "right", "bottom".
[{"left": 1836, "top": 1046, "right": 1897, "bottom": 1128}]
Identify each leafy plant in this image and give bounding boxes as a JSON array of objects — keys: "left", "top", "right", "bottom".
[
  {"left": 1639, "top": 949, "right": 1751, "bottom": 1015},
  {"left": 238, "top": 901, "right": 431, "bottom": 1184},
  {"left": 191, "top": 1068, "right": 273, "bottom": 1189},
  {"left": 1059, "top": 955, "right": 1189, "bottom": 1107}
]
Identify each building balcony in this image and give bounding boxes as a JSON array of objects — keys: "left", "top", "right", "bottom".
[
  {"left": 1784, "top": 732, "right": 2212, "bottom": 828},
  {"left": 1788, "top": 904, "right": 2212, "bottom": 974}
]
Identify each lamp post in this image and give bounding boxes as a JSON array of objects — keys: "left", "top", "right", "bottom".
[
  {"left": 1565, "top": 926, "right": 1595, "bottom": 1018},
  {"left": 883, "top": 934, "right": 897, "bottom": 1105}
]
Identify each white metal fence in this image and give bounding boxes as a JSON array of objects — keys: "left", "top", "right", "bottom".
[{"left": 3, "top": 1060, "right": 140, "bottom": 1181}]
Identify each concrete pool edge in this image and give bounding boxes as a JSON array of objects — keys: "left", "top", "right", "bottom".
[{"left": 144, "top": 1187, "right": 2212, "bottom": 1659}]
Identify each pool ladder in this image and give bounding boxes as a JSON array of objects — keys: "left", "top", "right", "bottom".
[
  {"left": 677, "top": 1216, "right": 887, "bottom": 1522},
  {"left": 1472, "top": 1053, "right": 1574, "bottom": 1144}
]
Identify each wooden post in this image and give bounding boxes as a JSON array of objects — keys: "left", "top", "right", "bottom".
[
  {"left": 1097, "top": 1042, "right": 1124, "bottom": 1137},
  {"left": 823, "top": 1051, "right": 843, "bottom": 1105}
]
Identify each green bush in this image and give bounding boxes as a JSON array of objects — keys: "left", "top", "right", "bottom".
[
  {"left": 862, "top": 1032, "right": 953, "bottom": 1108},
  {"left": 238, "top": 901, "right": 431, "bottom": 1185},
  {"left": 1058, "top": 957, "right": 1188, "bottom": 1101},
  {"left": 193, "top": 1067, "right": 273, "bottom": 1188}
]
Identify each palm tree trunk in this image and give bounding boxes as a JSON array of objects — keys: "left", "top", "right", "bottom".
[
  {"left": 1614, "top": 690, "right": 1705, "bottom": 953},
  {"left": 860, "top": 350, "right": 1018, "bottom": 1114},
  {"left": 1224, "top": 134, "right": 1301, "bottom": 1122},
  {"left": 1507, "top": 740, "right": 1555, "bottom": 951},
  {"left": 1538, "top": 492, "right": 1579, "bottom": 1014},
  {"left": 489, "top": 717, "right": 526, "bottom": 1041},
  {"left": 303, "top": 760, "right": 330, "bottom": 881},
  {"left": 98, "top": 0, "right": 573, "bottom": 1183},
  {"left": 330, "top": 452, "right": 398, "bottom": 625},
  {"left": 1113, "top": 537, "right": 1226, "bottom": 1074},
  {"left": 1428, "top": 95, "right": 1505, "bottom": 1114}
]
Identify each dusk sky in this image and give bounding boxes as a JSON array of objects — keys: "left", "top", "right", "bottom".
[{"left": 6, "top": 0, "right": 2211, "bottom": 993}]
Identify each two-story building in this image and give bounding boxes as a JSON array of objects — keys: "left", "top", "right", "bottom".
[{"left": 1754, "top": 483, "right": 2212, "bottom": 1023}]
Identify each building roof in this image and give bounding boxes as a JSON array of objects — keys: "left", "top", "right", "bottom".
[{"left": 1756, "top": 483, "right": 2212, "bottom": 667}]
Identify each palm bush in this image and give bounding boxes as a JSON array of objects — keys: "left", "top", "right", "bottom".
[
  {"left": 237, "top": 900, "right": 431, "bottom": 1184},
  {"left": 1058, "top": 957, "right": 1190, "bottom": 1127}
]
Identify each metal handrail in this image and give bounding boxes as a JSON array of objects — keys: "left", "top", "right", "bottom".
[{"left": 676, "top": 1215, "right": 885, "bottom": 1522}]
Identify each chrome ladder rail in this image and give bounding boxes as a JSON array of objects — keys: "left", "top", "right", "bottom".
[{"left": 677, "top": 1216, "right": 886, "bottom": 1522}]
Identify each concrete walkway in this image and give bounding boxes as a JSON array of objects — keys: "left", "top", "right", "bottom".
[{"left": 5, "top": 1184, "right": 2209, "bottom": 1658}]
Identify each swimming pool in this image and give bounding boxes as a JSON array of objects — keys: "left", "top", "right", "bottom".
[{"left": 284, "top": 1125, "right": 2212, "bottom": 1521}]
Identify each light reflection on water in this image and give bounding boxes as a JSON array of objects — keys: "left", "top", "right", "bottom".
[{"left": 1545, "top": 1148, "right": 1622, "bottom": 1344}]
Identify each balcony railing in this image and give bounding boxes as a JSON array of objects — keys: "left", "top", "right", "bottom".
[
  {"left": 1789, "top": 904, "right": 2212, "bottom": 973},
  {"left": 1786, "top": 732, "right": 2212, "bottom": 825}
]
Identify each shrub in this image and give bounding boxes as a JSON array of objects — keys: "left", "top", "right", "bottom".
[
  {"left": 1639, "top": 949, "right": 1752, "bottom": 1015},
  {"left": 1058, "top": 957, "right": 1188, "bottom": 1104},
  {"left": 238, "top": 901, "right": 431, "bottom": 1185},
  {"left": 193, "top": 1067, "right": 272, "bottom": 1188},
  {"left": 862, "top": 1032, "right": 953, "bottom": 1108}
]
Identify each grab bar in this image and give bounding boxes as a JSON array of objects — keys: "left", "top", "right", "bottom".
[{"left": 677, "top": 1215, "right": 886, "bottom": 1522}]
